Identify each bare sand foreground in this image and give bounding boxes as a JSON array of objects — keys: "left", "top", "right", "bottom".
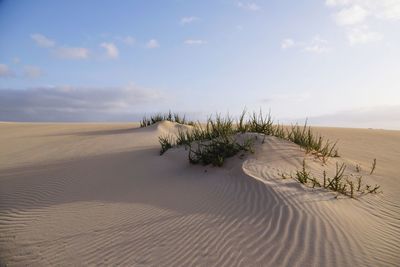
[{"left": 0, "top": 122, "right": 399, "bottom": 266}]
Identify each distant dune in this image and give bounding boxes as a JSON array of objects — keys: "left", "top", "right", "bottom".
[{"left": 0, "top": 122, "right": 399, "bottom": 266}]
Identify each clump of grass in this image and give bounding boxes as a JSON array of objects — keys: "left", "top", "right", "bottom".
[
  {"left": 287, "top": 120, "right": 338, "bottom": 160},
  {"left": 295, "top": 160, "right": 311, "bottom": 184},
  {"left": 248, "top": 110, "right": 274, "bottom": 135},
  {"left": 287, "top": 160, "right": 381, "bottom": 198},
  {"left": 326, "top": 163, "right": 347, "bottom": 194},
  {"left": 188, "top": 136, "right": 253, "bottom": 166},
  {"left": 159, "top": 134, "right": 174, "bottom": 155},
  {"left": 140, "top": 110, "right": 194, "bottom": 127}
]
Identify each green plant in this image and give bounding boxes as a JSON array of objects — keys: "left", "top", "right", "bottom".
[
  {"left": 159, "top": 134, "right": 174, "bottom": 155},
  {"left": 295, "top": 159, "right": 311, "bottom": 184},
  {"left": 188, "top": 136, "right": 253, "bottom": 166},
  {"left": 140, "top": 111, "right": 194, "bottom": 127}
]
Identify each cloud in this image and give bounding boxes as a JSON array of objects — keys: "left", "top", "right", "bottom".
[
  {"left": 281, "top": 38, "right": 295, "bottom": 49},
  {"left": 326, "top": 0, "right": 400, "bottom": 21},
  {"left": 303, "top": 36, "right": 330, "bottom": 53},
  {"left": 325, "top": 0, "right": 400, "bottom": 45},
  {"left": 334, "top": 5, "right": 369, "bottom": 25},
  {"left": 0, "top": 64, "right": 13, "bottom": 77},
  {"left": 23, "top": 65, "right": 43, "bottom": 78},
  {"left": 180, "top": 16, "right": 199, "bottom": 25},
  {"left": 0, "top": 85, "right": 165, "bottom": 122},
  {"left": 30, "top": 33, "right": 90, "bottom": 60},
  {"left": 184, "top": 39, "right": 208, "bottom": 45},
  {"left": 281, "top": 36, "right": 330, "bottom": 53},
  {"left": 30, "top": 33, "right": 56, "bottom": 48},
  {"left": 237, "top": 2, "right": 261, "bottom": 11},
  {"left": 100, "top": 42, "right": 119, "bottom": 59},
  {"left": 146, "top": 39, "right": 160, "bottom": 48},
  {"left": 54, "top": 46, "right": 90, "bottom": 59},
  {"left": 347, "top": 26, "right": 383, "bottom": 45}
]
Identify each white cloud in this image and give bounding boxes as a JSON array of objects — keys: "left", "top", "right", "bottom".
[
  {"left": 334, "top": 5, "right": 369, "bottom": 25},
  {"left": 347, "top": 26, "right": 383, "bottom": 45},
  {"left": 326, "top": 0, "right": 400, "bottom": 21},
  {"left": 100, "top": 42, "right": 119, "bottom": 59},
  {"left": 184, "top": 39, "right": 208, "bottom": 45},
  {"left": 304, "top": 36, "right": 331, "bottom": 53},
  {"left": 237, "top": 2, "right": 261, "bottom": 11},
  {"left": 30, "top": 33, "right": 56, "bottom": 48},
  {"left": 0, "top": 64, "right": 13, "bottom": 77},
  {"left": 324, "top": 0, "right": 398, "bottom": 46},
  {"left": 281, "top": 38, "right": 295, "bottom": 49},
  {"left": 281, "top": 36, "right": 330, "bottom": 53},
  {"left": 146, "top": 39, "right": 160, "bottom": 48},
  {"left": 0, "top": 85, "right": 165, "bottom": 122},
  {"left": 180, "top": 16, "right": 199, "bottom": 25},
  {"left": 54, "top": 46, "right": 90, "bottom": 59},
  {"left": 23, "top": 65, "right": 43, "bottom": 78}
]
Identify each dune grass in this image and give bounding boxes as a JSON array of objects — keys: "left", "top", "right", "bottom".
[
  {"left": 284, "top": 161, "right": 381, "bottom": 198},
  {"left": 158, "top": 109, "right": 340, "bottom": 166},
  {"left": 188, "top": 136, "right": 253, "bottom": 166},
  {"left": 140, "top": 110, "right": 195, "bottom": 127}
]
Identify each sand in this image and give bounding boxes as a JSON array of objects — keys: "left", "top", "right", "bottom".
[{"left": 0, "top": 122, "right": 399, "bottom": 266}]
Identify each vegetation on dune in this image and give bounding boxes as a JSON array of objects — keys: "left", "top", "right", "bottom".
[
  {"left": 155, "top": 109, "right": 339, "bottom": 164},
  {"left": 188, "top": 136, "right": 253, "bottom": 167},
  {"left": 282, "top": 160, "right": 381, "bottom": 198},
  {"left": 140, "top": 110, "right": 195, "bottom": 127},
  {"left": 154, "top": 109, "right": 380, "bottom": 198}
]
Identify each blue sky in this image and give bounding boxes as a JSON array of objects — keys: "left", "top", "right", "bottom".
[{"left": 0, "top": 0, "right": 399, "bottom": 128}]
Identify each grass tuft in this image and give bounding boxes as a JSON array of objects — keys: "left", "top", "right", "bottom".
[{"left": 159, "top": 134, "right": 174, "bottom": 155}]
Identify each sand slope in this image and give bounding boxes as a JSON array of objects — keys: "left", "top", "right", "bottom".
[{"left": 0, "top": 122, "right": 399, "bottom": 266}]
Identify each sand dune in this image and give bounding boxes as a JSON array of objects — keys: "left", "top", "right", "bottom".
[{"left": 0, "top": 122, "right": 399, "bottom": 266}]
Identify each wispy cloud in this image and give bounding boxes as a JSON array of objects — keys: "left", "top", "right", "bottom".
[
  {"left": 303, "top": 36, "right": 330, "bottom": 53},
  {"left": 30, "top": 33, "right": 56, "bottom": 48},
  {"left": 146, "top": 39, "right": 160, "bottom": 48},
  {"left": 237, "top": 2, "right": 261, "bottom": 11},
  {"left": 281, "top": 38, "right": 295, "bottom": 49},
  {"left": 31, "top": 33, "right": 90, "bottom": 60},
  {"left": 347, "top": 25, "right": 383, "bottom": 45},
  {"left": 281, "top": 36, "right": 330, "bottom": 53},
  {"left": 180, "top": 16, "right": 199, "bottom": 25},
  {"left": 184, "top": 39, "right": 208, "bottom": 45},
  {"left": 0, "top": 64, "right": 14, "bottom": 77},
  {"left": 23, "top": 65, "right": 43, "bottom": 78},
  {"left": 100, "top": 42, "right": 119, "bottom": 59},
  {"left": 0, "top": 85, "right": 165, "bottom": 122},
  {"left": 54, "top": 46, "right": 90, "bottom": 59}
]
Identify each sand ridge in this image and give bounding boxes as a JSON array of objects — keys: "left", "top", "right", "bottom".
[{"left": 0, "top": 122, "right": 399, "bottom": 266}]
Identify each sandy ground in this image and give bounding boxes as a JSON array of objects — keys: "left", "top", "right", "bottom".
[{"left": 0, "top": 122, "right": 399, "bottom": 266}]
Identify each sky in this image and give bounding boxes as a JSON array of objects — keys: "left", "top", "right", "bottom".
[{"left": 0, "top": 0, "right": 399, "bottom": 129}]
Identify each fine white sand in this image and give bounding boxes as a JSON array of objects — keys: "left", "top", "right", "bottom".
[{"left": 0, "top": 122, "right": 399, "bottom": 266}]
